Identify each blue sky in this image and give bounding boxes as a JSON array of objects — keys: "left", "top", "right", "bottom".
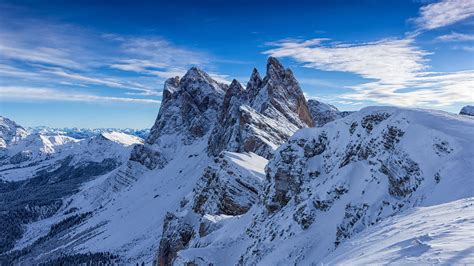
[{"left": 0, "top": 0, "right": 473, "bottom": 129}]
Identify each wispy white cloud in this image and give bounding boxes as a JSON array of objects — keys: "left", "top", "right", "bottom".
[
  {"left": 0, "top": 45, "right": 83, "bottom": 69},
  {"left": 413, "top": 0, "right": 474, "bottom": 30},
  {"left": 436, "top": 32, "right": 474, "bottom": 42},
  {"left": 264, "top": 38, "right": 429, "bottom": 85},
  {"left": 343, "top": 70, "right": 474, "bottom": 106},
  {"left": 0, "top": 86, "right": 161, "bottom": 104},
  {"left": 264, "top": 37, "right": 474, "bottom": 107},
  {"left": 40, "top": 67, "right": 133, "bottom": 89}
]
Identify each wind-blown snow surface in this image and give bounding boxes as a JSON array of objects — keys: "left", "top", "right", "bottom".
[{"left": 320, "top": 197, "right": 474, "bottom": 265}]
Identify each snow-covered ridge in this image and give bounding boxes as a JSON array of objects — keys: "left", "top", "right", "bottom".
[
  {"left": 28, "top": 126, "right": 150, "bottom": 139},
  {"left": 101, "top": 132, "right": 144, "bottom": 146}
]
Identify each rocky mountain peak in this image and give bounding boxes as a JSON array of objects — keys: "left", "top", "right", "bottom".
[
  {"left": 245, "top": 68, "right": 263, "bottom": 104},
  {"left": 266, "top": 56, "right": 286, "bottom": 80},
  {"left": 249, "top": 68, "right": 262, "bottom": 84},
  {"left": 133, "top": 67, "right": 226, "bottom": 169},
  {"left": 208, "top": 58, "right": 315, "bottom": 158},
  {"left": 256, "top": 57, "right": 314, "bottom": 128},
  {"left": 228, "top": 79, "right": 244, "bottom": 94},
  {"left": 182, "top": 66, "right": 209, "bottom": 80}
]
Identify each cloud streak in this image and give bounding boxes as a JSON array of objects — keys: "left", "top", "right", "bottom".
[
  {"left": 0, "top": 86, "right": 161, "bottom": 104},
  {"left": 413, "top": 0, "right": 474, "bottom": 30},
  {"left": 264, "top": 38, "right": 429, "bottom": 85},
  {"left": 436, "top": 32, "right": 474, "bottom": 42}
]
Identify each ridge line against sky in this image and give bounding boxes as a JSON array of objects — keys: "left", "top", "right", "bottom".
[{"left": 0, "top": 0, "right": 473, "bottom": 128}]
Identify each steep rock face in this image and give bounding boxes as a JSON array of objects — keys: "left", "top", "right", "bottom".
[
  {"left": 209, "top": 57, "right": 314, "bottom": 159},
  {"left": 156, "top": 212, "right": 195, "bottom": 266},
  {"left": 308, "top": 99, "right": 353, "bottom": 127},
  {"left": 131, "top": 68, "right": 227, "bottom": 170},
  {"left": 174, "top": 107, "right": 474, "bottom": 265},
  {"left": 0, "top": 116, "right": 28, "bottom": 149},
  {"left": 192, "top": 152, "right": 266, "bottom": 216},
  {"left": 459, "top": 105, "right": 474, "bottom": 116}
]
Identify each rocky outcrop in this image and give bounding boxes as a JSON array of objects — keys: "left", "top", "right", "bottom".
[
  {"left": 156, "top": 213, "right": 195, "bottom": 266},
  {"left": 209, "top": 57, "right": 314, "bottom": 159},
  {"left": 308, "top": 99, "right": 353, "bottom": 127},
  {"left": 192, "top": 152, "right": 265, "bottom": 216},
  {"left": 459, "top": 105, "right": 474, "bottom": 116}
]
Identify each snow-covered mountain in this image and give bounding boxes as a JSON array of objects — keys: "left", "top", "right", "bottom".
[
  {"left": 28, "top": 127, "right": 150, "bottom": 140},
  {"left": 0, "top": 116, "right": 28, "bottom": 149},
  {"left": 1, "top": 58, "right": 473, "bottom": 265}
]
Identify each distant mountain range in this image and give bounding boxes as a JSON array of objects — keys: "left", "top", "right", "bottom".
[
  {"left": 0, "top": 58, "right": 473, "bottom": 265},
  {"left": 28, "top": 126, "right": 150, "bottom": 140}
]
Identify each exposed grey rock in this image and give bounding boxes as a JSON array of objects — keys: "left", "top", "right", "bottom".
[
  {"left": 209, "top": 57, "right": 314, "bottom": 159},
  {"left": 192, "top": 153, "right": 262, "bottom": 216},
  {"left": 156, "top": 212, "right": 195, "bottom": 266},
  {"left": 459, "top": 105, "right": 474, "bottom": 116}
]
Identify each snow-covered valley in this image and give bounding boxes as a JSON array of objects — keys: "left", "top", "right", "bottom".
[{"left": 0, "top": 58, "right": 473, "bottom": 265}]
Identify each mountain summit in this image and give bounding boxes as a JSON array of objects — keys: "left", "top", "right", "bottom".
[{"left": 209, "top": 57, "right": 314, "bottom": 158}]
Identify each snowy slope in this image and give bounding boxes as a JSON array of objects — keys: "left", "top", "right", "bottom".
[{"left": 321, "top": 197, "right": 474, "bottom": 265}]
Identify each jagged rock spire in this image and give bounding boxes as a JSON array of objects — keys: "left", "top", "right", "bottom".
[
  {"left": 162, "top": 76, "right": 180, "bottom": 103},
  {"left": 266, "top": 56, "right": 286, "bottom": 80},
  {"left": 223, "top": 80, "right": 244, "bottom": 115},
  {"left": 246, "top": 68, "right": 262, "bottom": 103},
  {"left": 227, "top": 79, "right": 244, "bottom": 95}
]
